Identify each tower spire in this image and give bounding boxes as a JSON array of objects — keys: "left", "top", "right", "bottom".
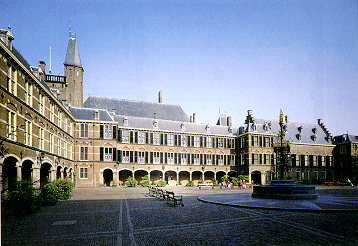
[{"left": 69, "top": 20, "right": 72, "bottom": 38}]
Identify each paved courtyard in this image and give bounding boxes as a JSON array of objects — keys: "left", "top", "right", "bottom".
[{"left": 2, "top": 186, "right": 358, "bottom": 246}]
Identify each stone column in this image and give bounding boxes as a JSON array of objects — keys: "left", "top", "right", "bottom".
[
  {"left": 50, "top": 169, "right": 56, "bottom": 182},
  {"left": 176, "top": 172, "right": 179, "bottom": 185},
  {"left": 190, "top": 172, "right": 192, "bottom": 181},
  {"left": 32, "top": 167, "right": 41, "bottom": 189},
  {"left": 99, "top": 169, "right": 103, "bottom": 186},
  {"left": 113, "top": 168, "right": 118, "bottom": 186},
  {"left": 16, "top": 162, "right": 22, "bottom": 181}
]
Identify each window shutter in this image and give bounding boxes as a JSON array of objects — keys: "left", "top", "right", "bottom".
[
  {"left": 145, "top": 152, "right": 148, "bottom": 163},
  {"left": 174, "top": 135, "right": 177, "bottom": 146},
  {"left": 164, "top": 134, "right": 167, "bottom": 145},
  {"left": 113, "top": 148, "right": 117, "bottom": 161},
  {"left": 100, "top": 125, "right": 104, "bottom": 139},
  {"left": 130, "top": 151, "right": 133, "bottom": 163},
  {"left": 118, "top": 150, "right": 122, "bottom": 163},
  {"left": 146, "top": 132, "right": 149, "bottom": 144},
  {"left": 100, "top": 147, "right": 103, "bottom": 161},
  {"left": 135, "top": 131, "right": 138, "bottom": 143},
  {"left": 174, "top": 153, "right": 177, "bottom": 164},
  {"left": 150, "top": 152, "right": 153, "bottom": 163},
  {"left": 165, "top": 153, "right": 167, "bottom": 163},
  {"left": 135, "top": 151, "right": 138, "bottom": 163},
  {"left": 160, "top": 133, "right": 164, "bottom": 145},
  {"left": 160, "top": 153, "right": 163, "bottom": 164},
  {"left": 150, "top": 133, "right": 153, "bottom": 144},
  {"left": 118, "top": 129, "right": 122, "bottom": 142},
  {"left": 130, "top": 131, "right": 133, "bottom": 143},
  {"left": 113, "top": 126, "right": 117, "bottom": 139}
]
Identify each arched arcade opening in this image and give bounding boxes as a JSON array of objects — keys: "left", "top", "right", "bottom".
[
  {"left": 251, "top": 171, "right": 262, "bottom": 185},
  {"left": 118, "top": 170, "right": 133, "bottom": 185},
  {"left": 21, "top": 160, "right": 33, "bottom": 182},
  {"left": 2, "top": 156, "right": 18, "bottom": 191},
  {"left": 40, "top": 163, "right": 52, "bottom": 188},
  {"left": 103, "top": 169, "right": 113, "bottom": 186}
]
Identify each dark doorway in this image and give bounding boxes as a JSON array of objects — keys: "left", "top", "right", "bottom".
[
  {"left": 40, "top": 163, "right": 52, "bottom": 187},
  {"left": 2, "top": 156, "right": 18, "bottom": 191},
  {"left": 251, "top": 171, "right": 262, "bottom": 185},
  {"left": 103, "top": 169, "right": 113, "bottom": 186}
]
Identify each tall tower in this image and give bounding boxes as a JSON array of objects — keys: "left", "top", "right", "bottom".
[{"left": 64, "top": 28, "right": 83, "bottom": 107}]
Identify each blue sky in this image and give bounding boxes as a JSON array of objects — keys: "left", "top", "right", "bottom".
[{"left": 2, "top": 0, "right": 357, "bottom": 135}]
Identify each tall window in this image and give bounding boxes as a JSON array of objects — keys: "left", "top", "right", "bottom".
[
  {"left": 137, "top": 151, "right": 145, "bottom": 164},
  {"left": 264, "top": 154, "right": 271, "bottom": 164},
  {"left": 104, "top": 148, "right": 113, "bottom": 161},
  {"left": 217, "top": 138, "right": 224, "bottom": 148},
  {"left": 180, "top": 153, "right": 187, "bottom": 165},
  {"left": 25, "top": 120, "right": 32, "bottom": 146},
  {"left": 206, "top": 137, "right": 212, "bottom": 148},
  {"left": 264, "top": 137, "right": 271, "bottom": 147},
  {"left": 80, "top": 123, "right": 88, "bottom": 138},
  {"left": 193, "top": 136, "right": 200, "bottom": 147},
  {"left": 252, "top": 136, "right": 259, "bottom": 147},
  {"left": 8, "top": 66, "right": 17, "bottom": 96},
  {"left": 153, "top": 133, "right": 160, "bottom": 145},
  {"left": 206, "top": 154, "right": 212, "bottom": 165},
  {"left": 167, "top": 134, "right": 174, "bottom": 146},
  {"left": 153, "top": 152, "right": 160, "bottom": 164},
  {"left": 80, "top": 147, "right": 88, "bottom": 160},
  {"left": 7, "top": 110, "right": 16, "bottom": 140},
  {"left": 167, "top": 152, "right": 174, "bottom": 164},
  {"left": 192, "top": 154, "right": 200, "bottom": 165},
  {"left": 252, "top": 154, "right": 259, "bottom": 164},
  {"left": 39, "top": 128, "right": 44, "bottom": 149},
  {"left": 138, "top": 131, "right": 146, "bottom": 144},
  {"left": 58, "top": 137, "right": 61, "bottom": 156},
  {"left": 49, "top": 133, "right": 54, "bottom": 153},
  {"left": 181, "top": 135, "right": 187, "bottom": 147},
  {"left": 25, "top": 80, "right": 32, "bottom": 106},
  {"left": 104, "top": 125, "right": 113, "bottom": 139},
  {"left": 50, "top": 103, "right": 55, "bottom": 122},
  {"left": 122, "top": 151, "right": 130, "bottom": 163},
  {"left": 80, "top": 167, "right": 88, "bottom": 179},
  {"left": 217, "top": 155, "right": 224, "bottom": 165},
  {"left": 39, "top": 94, "right": 44, "bottom": 114},
  {"left": 122, "top": 130, "right": 130, "bottom": 143}
]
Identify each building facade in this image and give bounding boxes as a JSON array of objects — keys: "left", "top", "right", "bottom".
[
  {"left": 0, "top": 28, "right": 75, "bottom": 190},
  {"left": 237, "top": 110, "right": 335, "bottom": 185}
]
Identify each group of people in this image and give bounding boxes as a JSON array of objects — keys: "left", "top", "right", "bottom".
[{"left": 221, "top": 179, "right": 248, "bottom": 189}]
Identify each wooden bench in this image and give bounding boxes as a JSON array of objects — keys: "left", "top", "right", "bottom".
[
  {"left": 166, "top": 191, "right": 184, "bottom": 207},
  {"left": 198, "top": 183, "right": 214, "bottom": 189}
]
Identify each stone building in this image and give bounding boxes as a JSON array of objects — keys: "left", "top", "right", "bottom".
[
  {"left": 0, "top": 27, "right": 75, "bottom": 190},
  {"left": 70, "top": 96, "right": 237, "bottom": 187},
  {"left": 333, "top": 134, "right": 358, "bottom": 183},
  {"left": 237, "top": 110, "right": 335, "bottom": 184}
]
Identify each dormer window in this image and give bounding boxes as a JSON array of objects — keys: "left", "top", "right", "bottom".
[
  {"left": 123, "top": 117, "right": 128, "bottom": 126},
  {"left": 95, "top": 111, "right": 99, "bottom": 120},
  {"left": 181, "top": 123, "right": 185, "bottom": 131},
  {"left": 228, "top": 127, "right": 232, "bottom": 134},
  {"left": 311, "top": 135, "right": 317, "bottom": 142},
  {"left": 252, "top": 123, "right": 257, "bottom": 131},
  {"left": 296, "top": 134, "right": 301, "bottom": 140},
  {"left": 206, "top": 125, "right": 210, "bottom": 133},
  {"left": 312, "top": 127, "right": 317, "bottom": 134},
  {"left": 153, "top": 120, "right": 158, "bottom": 129},
  {"left": 298, "top": 126, "right": 303, "bottom": 133}
]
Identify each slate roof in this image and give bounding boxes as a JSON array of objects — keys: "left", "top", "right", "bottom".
[
  {"left": 114, "top": 115, "right": 238, "bottom": 136},
  {"left": 333, "top": 134, "right": 358, "bottom": 144},
  {"left": 83, "top": 95, "right": 189, "bottom": 122},
  {"left": 69, "top": 107, "right": 113, "bottom": 122},
  {"left": 245, "top": 117, "right": 333, "bottom": 145},
  {"left": 64, "top": 37, "right": 82, "bottom": 67}
]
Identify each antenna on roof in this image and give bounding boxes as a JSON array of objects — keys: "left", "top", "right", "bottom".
[{"left": 49, "top": 45, "right": 52, "bottom": 74}]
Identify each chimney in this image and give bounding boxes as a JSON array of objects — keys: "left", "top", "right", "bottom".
[
  {"left": 285, "top": 115, "right": 289, "bottom": 123},
  {"left": 39, "top": 61, "right": 46, "bottom": 74},
  {"left": 190, "top": 116, "right": 193, "bottom": 123},
  {"left": 112, "top": 109, "right": 116, "bottom": 115},
  {"left": 193, "top": 113, "right": 196, "bottom": 123},
  {"left": 154, "top": 113, "right": 156, "bottom": 119},
  {"left": 158, "top": 90, "right": 162, "bottom": 103},
  {"left": 227, "top": 116, "right": 232, "bottom": 127}
]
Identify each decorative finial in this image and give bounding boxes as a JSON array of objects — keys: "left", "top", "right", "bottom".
[
  {"left": 8, "top": 23, "right": 11, "bottom": 30},
  {"left": 69, "top": 20, "right": 72, "bottom": 38},
  {"left": 279, "top": 109, "right": 284, "bottom": 124}
]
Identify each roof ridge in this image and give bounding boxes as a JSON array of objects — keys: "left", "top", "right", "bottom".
[
  {"left": 86, "top": 95, "right": 182, "bottom": 107},
  {"left": 253, "top": 117, "right": 319, "bottom": 126}
]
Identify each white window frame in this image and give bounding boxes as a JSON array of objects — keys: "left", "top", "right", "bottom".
[
  {"left": 80, "top": 146, "right": 88, "bottom": 161},
  {"left": 80, "top": 167, "right": 88, "bottom": 179},
  {"left": 138, "top": 151, "right": 145, "bottom": 164},
  {"left": 104, "top": 147, "right": 113, "bottom": 162},
  {"left": 80, "top": 123, "right": 89, "bottom": 138},
  {"left": 25, "top": 120, "right": 32, "bottom": 146},
  {"left": 167, "top": 134, "right": 174, "bottom": 146},
  {"left": 138, "top": 131, "right": 146, "bottom": 144},
  {"left": 122, "top": 151, "right": 130, "bottom": 163},
  {"left": 153, "top": 152, "right": 160, "bottom": 164},
  {"left": 104, "top": 125, "right": 113, "bottom": 139},
  {"left": 167, "top": 152, "right": 174, "bottom": 164},
  {"left": 206, "top": 137, "right": 212, "bottom": 148},
  {"left": 153, "top": 132, "right": 160, "bottom": 145},
  {"left": 180, "top": 153, "right": 187, "bottom": 165},
  {"left": 122, "top": 130, "right": 130, "bottom": 143},
  {"left": 206, "top": 154, "right": 212, "bottom": 165},
  {"left": 181, "top": 135, "right": 187, "bottom": 147},
  {"left": 194, "top": 136, "right": 200, "bottom": 147}
]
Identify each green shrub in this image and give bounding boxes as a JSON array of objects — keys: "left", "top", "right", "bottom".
[
  {"left": 238, "top": 175, "right": 249, "bottom": 182},
  {"left": 186, "top": 181, "right": 194, "bottom": 187},
  {"left": 221, "top": 175, "right": 229, "bottom": 182},
  {"left": 155, "top": 179, "right": 167, "bottom": 187},
  {"left": 198, "top": 179, "right": 204, "bottom": 184},
  {"left": 140, "top": 175, "right": 150, "bottom": 187},
  {"left": 2, "top": 181, "right": 42, "bottom": 218},
  {"left": 43, "top": 179, "right": 74, "bottom": 200},
  {"left": 125, "top": 176, "right": 138, "bottom": 187},
  {"left": 231, "top": 177, "right": 239, "bottom": 186}
]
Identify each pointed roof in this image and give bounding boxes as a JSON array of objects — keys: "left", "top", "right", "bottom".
[{"left": 64, "top": 37, "right": 82, "bottom": 67}]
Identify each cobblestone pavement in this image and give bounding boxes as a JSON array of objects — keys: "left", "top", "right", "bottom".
[{"left": 2, "top": 186, "right": 358, "bottom": 246}]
